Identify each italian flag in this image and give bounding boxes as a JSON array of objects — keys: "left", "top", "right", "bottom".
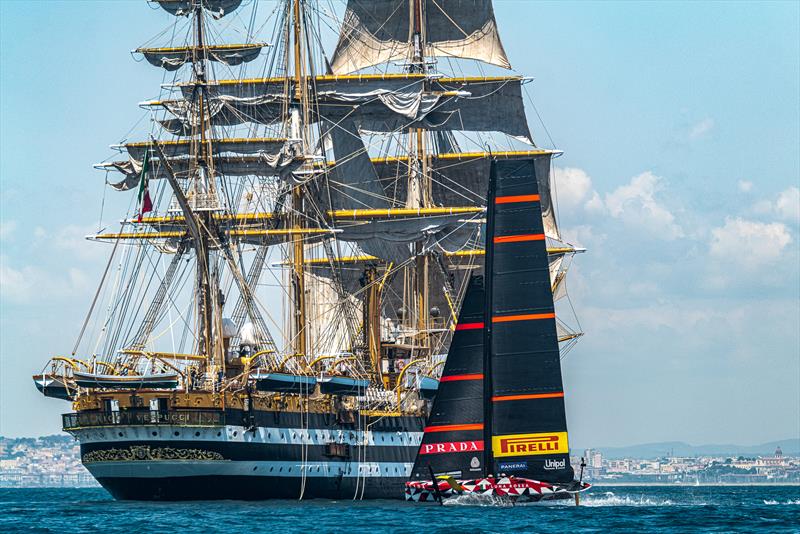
[{"left": 137, "top": 148, "right": 153, "bottom": 222}]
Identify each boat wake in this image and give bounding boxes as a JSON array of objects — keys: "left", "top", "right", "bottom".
[
  {"left": 763, "top": 499, "right": 800, "bottom": 506},
  {"left": 578, "top": 491, "right": 705, "bottom": 507},
  {"left": 441, "top": 494, "right": 517, "bottom": 507},
  {"left": 437, "top": 491, "right": 689, "bottom": 508}
]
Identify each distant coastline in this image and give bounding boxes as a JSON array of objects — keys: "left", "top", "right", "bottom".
[{"left": 2, "top": 435, "right": 799, "bottom": 489}]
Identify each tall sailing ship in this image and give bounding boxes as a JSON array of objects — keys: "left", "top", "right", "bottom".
[{"left": 32, "top": 0, "right": 584, "bottom": 500}]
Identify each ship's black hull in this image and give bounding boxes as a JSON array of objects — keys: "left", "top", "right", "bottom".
[
  {"left": 71, "top": 410, "right": 425, "bottom": 501},
  {"left": 97, "top": 474, "right": 409, "bottom": 500}
]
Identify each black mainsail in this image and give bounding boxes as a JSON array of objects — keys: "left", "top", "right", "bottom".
[
  {"left": 411, "top": 275, "right": 486, "bottom": 479},
  {"left": 488, "top": 158, "right": 574, "bottom": 484},
  {"left": 411, "top": 158, "right": 575, "bottom": 485}
]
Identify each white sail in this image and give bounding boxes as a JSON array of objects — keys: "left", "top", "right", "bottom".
[{"left": 331, "top": 0, "right": 510, "bottom": 74}]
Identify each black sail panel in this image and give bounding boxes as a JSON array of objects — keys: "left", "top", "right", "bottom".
[
  {"left": 410, "top": 275, "right": 486, "bottom": 480},
  {"left": 487, "top": 159, "right": 574, "bottom": 483}
]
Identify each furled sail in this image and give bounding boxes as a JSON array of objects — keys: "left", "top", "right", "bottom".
[
  {"left": 154, "top": 96, "right": 284, "bottom": 135},
  {"left": 101, "top": 150, "right": 303, "bottom": 191},
  {"left": 124, "top": 138, "right": 291, "bottom": 160},
  {"left": 350, "top": 78, "right": 531, "bottom": 142},
  {"left": 136, "top": 44, "right": 267, "bottom": 71},
  {"left": 337, "top": 214, "right": 475, "bottom": 263},
  {"left": 169, "top": 76, "right": 532, "bottom": 142},
  {"left": 410, "top": 274, "right": 486, "bottom": 480},
  {"left": 154, "top": 0, "right": 242, "bottom": 17},
  {"left": 331, "top": 0, "right": 510, "bottom": 74}
]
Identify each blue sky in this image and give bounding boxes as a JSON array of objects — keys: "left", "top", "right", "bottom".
[{"left": 1, "top": 1, "right": 798, "bottom": 447}]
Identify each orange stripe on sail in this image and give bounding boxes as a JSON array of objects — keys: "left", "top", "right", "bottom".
[
  {"left": 495, "top": 194, "right": 540, "bottom": 204},
  {"left": 493, "top": 234, "right": 545, "bottom": 244},
  {"left": 492, "top": 392, "right": 564, "bottom": 402},
  {"left": 492, "top": 312, "right": 555, "bottom": 323},
  {"left": 424, "top": 423, "right": 484, "bottom": 433},
  {"left": 439, "top": 374, "right": 484, "bottom": 382}
]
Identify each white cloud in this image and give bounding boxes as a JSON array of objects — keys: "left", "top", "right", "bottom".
[
  {"left": 689, "top": 117, "right": 714, "bottom": 140},
  {"left": 42, "top": 224, "right": 107, "bottom": 262},
  {"left": 738, "top": 180, "right": 753, "bottom": 193},
  {"left": 775, "top": 186, "right": 800, "bottom": 223},
  {"left": 604, "top": 172, "right": 684, "bottom": 239},
  {"left": 553, "top": 167, "right": 594, "bottom": 210},
  {"left": 751, "top": 186, "right": 800, "bottom": 223},
  {"left": 0, "top": 220, "right": 17, "bottom": 241},
  {"left": 54, "top": 225, "right": 93, "bottom": 257},
  {"left": 559, "top": 224, "right": 605, "bottom": 249},
  {"left": 0, "top": 254, "right": 91, "bottom": 304},
  {"left": 709, "top": 217, "right": 792, "bottom": 271}
]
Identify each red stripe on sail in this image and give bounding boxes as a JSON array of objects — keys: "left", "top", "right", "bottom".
[
  {"left": 424, "top": 423, "right": 484, "bottom": 433},
  {"left": 455, "top": 322, "right": 484, "bottom": 331},
  {"left": 439, "top": 374, "right": 483, "bottom": 382},
  {"left": 492, "top": 392, "right": 564, "bottom": 402}
]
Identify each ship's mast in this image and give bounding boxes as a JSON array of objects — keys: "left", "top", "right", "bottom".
[
  {"left": 191, "top": 1, "right": 219, "bottom": 369},
  {"left": 410, "top": 0, "right": 430, "bottom": 352},
  {"left": 290, "top": 0, "right": 307, "bottom": 359}
]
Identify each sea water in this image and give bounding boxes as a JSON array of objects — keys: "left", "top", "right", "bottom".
[{"left": 1, "top": 486, "right": 798, "bottom": 533}]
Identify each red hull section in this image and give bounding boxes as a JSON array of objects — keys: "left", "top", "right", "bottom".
[{"left": 405, "top": 475, "right": 590, "bottom": 503}]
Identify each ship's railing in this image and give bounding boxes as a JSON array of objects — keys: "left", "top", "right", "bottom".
[{"left": 62, "top": 409, "right": 225, "bottom": 430}]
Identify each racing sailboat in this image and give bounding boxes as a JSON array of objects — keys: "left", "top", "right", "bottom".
[{"left": 405, "top": 160, "right": 590, "bottom": 503}]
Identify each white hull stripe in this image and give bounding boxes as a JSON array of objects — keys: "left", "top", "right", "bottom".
[
  {"left": 73, "top": 425, "right": 422, "bottom": 447},
  {"left": 85, "top": 460, "right": 413, "bottom": 479}
]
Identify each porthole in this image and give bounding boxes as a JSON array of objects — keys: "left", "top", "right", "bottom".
[
  {"left": 195, "top": 431, "right": 201, "bottom": 437},
  {"left": 217, "top": 431, "right": 222, "bottom": 437},
  {"left": 233, "top": 431, "right": 238, "bottom": 437},
  {"left": 174, "top": 431, "right": 180, "bottom": 437},
  {"left": 151, "top": 431, "right": 158, "bottom": 437},
  {"left": 253, "top": 466, "right": 258, "bottom": 472},
  {"left": 118, "top": 432, "right": 124, "bottom": 438}
]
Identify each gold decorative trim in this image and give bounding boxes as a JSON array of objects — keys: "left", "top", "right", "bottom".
[{"left": 83, "top": 445, "right": 224, "bottom": 463}]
